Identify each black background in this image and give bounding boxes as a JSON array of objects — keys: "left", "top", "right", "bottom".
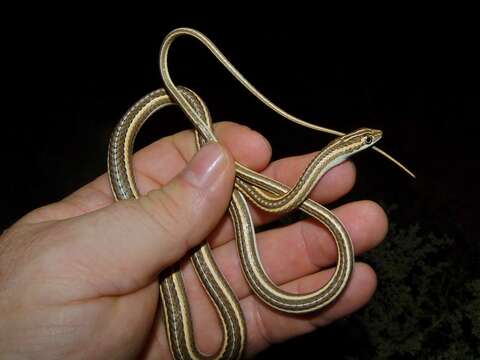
[{"left": 2, "top": 11, "right": 479, "bottom": 359}]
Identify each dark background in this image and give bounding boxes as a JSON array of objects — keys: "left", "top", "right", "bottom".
[{"left": 2, "top": 13, "right": 479, "bottom": 359}]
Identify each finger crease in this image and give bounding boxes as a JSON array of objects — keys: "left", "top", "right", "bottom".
[{"left": 253, "top": 303, "right": 274, "bottom": 346}]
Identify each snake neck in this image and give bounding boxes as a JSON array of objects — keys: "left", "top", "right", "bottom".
[{"left": 235, "top": 139, "right": 359, "bottom": 213}]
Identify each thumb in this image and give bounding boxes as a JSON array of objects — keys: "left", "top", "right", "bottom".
[{"left": 63, "top": 142, "right": 236, "bottom": 295}]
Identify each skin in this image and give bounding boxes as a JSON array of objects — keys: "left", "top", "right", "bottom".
[{"left": 0, "top": 121, "right": 388, "bottom": 359}]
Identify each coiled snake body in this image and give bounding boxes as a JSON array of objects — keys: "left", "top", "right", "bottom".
[{"left": 108, "top": 28, "right": 413, "bottom": 360}]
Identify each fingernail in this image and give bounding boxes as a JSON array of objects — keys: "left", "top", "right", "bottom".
[{"left": 182, "top": 143, "right": 228, "bottom": 188}]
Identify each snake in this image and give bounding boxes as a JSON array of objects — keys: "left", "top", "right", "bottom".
[{"left": 107, "top": 28, "right": 414, "bottom": 360}]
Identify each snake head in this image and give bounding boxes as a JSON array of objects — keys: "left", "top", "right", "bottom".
[
  {"left": 355, "top": 128, "right": 382, "bottom": 148},
  {"left": 323, "top": 128, "right": 383, "bottom": 171},
  {"left": 336, "top": 128, "right": 382, "bottom": 151},
  {"left": 327, "top": 127, "right": 416, "bottom": 178},
  {"left": 328, "top": 127, "right": 382, "bottom": 149}
]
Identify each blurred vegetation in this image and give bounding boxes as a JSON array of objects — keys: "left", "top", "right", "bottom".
[{"left": 358, "top": 217, "right": 479, "bottom": 359}]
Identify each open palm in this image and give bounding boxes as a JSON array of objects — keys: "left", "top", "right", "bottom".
[{"left": 0, "top": 122, "right": 387, "bottom": 359}]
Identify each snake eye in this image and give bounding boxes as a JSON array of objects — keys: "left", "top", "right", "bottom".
[{"left": 365, "top": 135, "right": 373, "bottom": 144}]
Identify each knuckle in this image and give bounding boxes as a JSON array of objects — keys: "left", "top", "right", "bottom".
[
  {"left": 298, "top": 220, "right": 333, "bottom": 268},
  {"left": 139, "top": 188, "right": 191, "bottom": 248}
]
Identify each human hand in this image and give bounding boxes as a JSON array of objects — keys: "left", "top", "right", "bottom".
[{"left": 0, "top": 122, "right": 387, "bottom": 359}]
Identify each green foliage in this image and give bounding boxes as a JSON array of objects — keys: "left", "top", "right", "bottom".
[{"left": 357, "top": 220, "right": 479, "bottom": 359}]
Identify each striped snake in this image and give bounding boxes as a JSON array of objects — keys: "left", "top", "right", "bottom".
[{"left": 108, "top": 28, "right": 414, "bottom": 360}]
